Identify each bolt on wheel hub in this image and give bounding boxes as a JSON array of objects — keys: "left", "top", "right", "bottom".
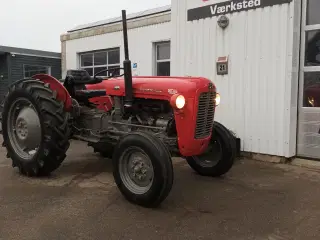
[
  {"left": 132, "top": 159, "right": 149, "bottom": 181},
  {"left": 16, "top": 119, "right": 28, "bottom": 140}
]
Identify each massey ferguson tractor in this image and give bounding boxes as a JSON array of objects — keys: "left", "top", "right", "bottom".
[{"left": 0, "top": 10, "right": 236, "bottom": 208}]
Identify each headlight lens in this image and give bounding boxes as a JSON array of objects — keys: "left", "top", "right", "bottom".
[
  {"left": 176, "top": 95, "right": 186, "bottom": 109},
  {"left": 215, "top": 93, "right": 221, "bottom": 106}
]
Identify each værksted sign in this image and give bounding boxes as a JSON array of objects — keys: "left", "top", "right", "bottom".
[{"left": 188, "top": 0, "right": 293, "bottom": 21}]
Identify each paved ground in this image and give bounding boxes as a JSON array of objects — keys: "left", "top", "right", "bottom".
[{"left": 1, "top": 140, "right": 320, "bottom": 240}]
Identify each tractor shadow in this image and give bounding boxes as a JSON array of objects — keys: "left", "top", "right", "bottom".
[
  {"left": 53, "top": 139, "right": 115, "bottom": 179},
  {"left": 23, "top": 152, "right": 115, "bottom": 182},
  {"left": 60, "top": 153, "right": 113, "bottom": 175}
]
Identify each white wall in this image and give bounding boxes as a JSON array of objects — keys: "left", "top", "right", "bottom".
[
  {"left": 65, "top": 21, "right": 171, "bottom": 77},
  {"left": 171, "top": 0, "right": 301, "bottom": 158},
  {"left": 64, "top": 0, "right": 302, "bottom": 158}
]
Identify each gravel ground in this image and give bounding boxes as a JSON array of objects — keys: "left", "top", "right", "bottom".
[{"left": 0, "top": 139, "right": 320, "bottom": 240}]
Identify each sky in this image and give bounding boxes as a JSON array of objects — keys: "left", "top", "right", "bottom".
[{"left": 0, "top": 0, "right": 171, "bottom": 52}]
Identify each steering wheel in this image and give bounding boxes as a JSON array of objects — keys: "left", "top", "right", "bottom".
[{"left": 94, "top": 67, "right": 125, "bottom": 79}]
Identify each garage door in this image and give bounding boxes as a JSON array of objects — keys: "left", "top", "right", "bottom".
[{"left": 297, "top": 0, "right": 320, "bottom": 159}]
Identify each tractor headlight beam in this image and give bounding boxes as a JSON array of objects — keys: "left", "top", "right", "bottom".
[
  {"left": 215, "top": 93, "right": 221, "bottom": 106},
  {"left": 170, "top": 94, "right": 186, "bottom": 110}
]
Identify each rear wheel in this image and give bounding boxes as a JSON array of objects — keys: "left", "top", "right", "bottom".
[
  {"left": 1, "top": 79, "right": 71, "bottom": 177},
  {"left": 186, "top": 121, "right": 236, "bottom": 177},
  {"left": 112, "top": 132, "right": 173, "bottom": 208}
]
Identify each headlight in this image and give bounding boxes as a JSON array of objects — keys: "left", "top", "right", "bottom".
[
  {"left": 175, "top": 95, "right": 186, "bottom": 109},
  {"left": 215, "top": 93, "right": 221, "bottom": 106},
  {"left": 170, "top": 94, "right": 186, "bottom": 110}
]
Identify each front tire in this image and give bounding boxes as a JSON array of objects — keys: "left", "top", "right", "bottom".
[
  {"left": 186, "top": 121, "right": 237, "bottom": 177},
  {"left": 1, "top": 79, "right": 71, "bottom": 177},
  {"left": 112, "top": 132, "right": 174, "bottom": 208}
]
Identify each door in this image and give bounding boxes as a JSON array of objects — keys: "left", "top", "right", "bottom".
[{"left": 297, "top": 0, "right": 320, "bottom": 159}]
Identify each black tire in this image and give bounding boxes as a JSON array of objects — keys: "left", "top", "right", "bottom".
[
  {"left": 112, "top": 131, "right": 174, "bottom": 208},
  {"left": 186, "top": 121, "right": 236, "bottom": 177},
  {"left": 1, "top": 79, "right": 71, "bottom": 177},
  {"left": 92, "top": 143, "right": 114, "bottom": 159},
  {"left": 99, "top": 150, "right": 113, "bottom": 158}
]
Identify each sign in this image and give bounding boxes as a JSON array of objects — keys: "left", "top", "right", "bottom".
[
  {"left": 216, "top": 56, "right": 228, "bottom": 75},
  {"left": 188, "top": 0, "right": 293, "bottom": 21},
  {"left": 132, "top": 63, "right": 137, "bottom": 69}
]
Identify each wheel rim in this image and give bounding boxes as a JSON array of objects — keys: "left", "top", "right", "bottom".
[
  {"left": 7, "top": 97, "right": 42, "bottom": 162},
  {"left": 193, "top": 136, "right": 223, "bottom": 168},
  {"left": 119, "top": 146, "right": 154, "bottom": 195}
]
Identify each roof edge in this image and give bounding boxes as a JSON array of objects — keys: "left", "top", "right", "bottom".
[
  {"left": 0, "top": 45, "right": 61, "bottom": 58},
  {"left": 67, "top": 4, "right": 171, "bottom": 33},
  {"left": 61, "top": 11, "right": 171, "bottom": 42}
]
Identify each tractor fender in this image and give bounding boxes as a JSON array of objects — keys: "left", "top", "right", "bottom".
[{"left": 32, "top": 74, "right": 72, "bottom": 111}]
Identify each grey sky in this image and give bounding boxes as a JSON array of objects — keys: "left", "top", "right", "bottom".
[{"left": 0, "top": 0, "right": 171, "bottom": 53}]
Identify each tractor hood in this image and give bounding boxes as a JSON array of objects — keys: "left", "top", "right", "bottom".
[{"left": 86, "top": 76, "right": 216, "bottom": 100}]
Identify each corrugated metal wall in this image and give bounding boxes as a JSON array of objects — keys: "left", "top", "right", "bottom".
[
  {"left": 171, "top": 0, "right": 299, "bottom": 157},
  {"left": 10, "top": 55, "right": 61, "bottom": 81},
  {"left": 0, "top": 54, "right": 62, "bottom": 108},
  {"left": 0, "top": 54, "right": 9, "bottom": 104}
]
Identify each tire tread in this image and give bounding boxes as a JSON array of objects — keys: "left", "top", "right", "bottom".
[
  {"left": 112, "top": 131, "right": 174, "bottom": 208},
  {"left": 1, "top": 78, "right": 71, "bottom": 177}
]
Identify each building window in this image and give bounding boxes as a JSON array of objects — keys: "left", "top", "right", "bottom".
[
  {"left": 155, "top": 41, "right": 170, "bottom": 76},
  {"left": 23, "top": 65, "right": 51, "bottom": 78},
  {"left": 79, "top": 48, "right": 120, "bottom": 77},
  {"left": 303, "top": 1, "right": 320, "bottom": 108},
  {"left": 306, "top": 0, "right": 320, "bottom": 25}
]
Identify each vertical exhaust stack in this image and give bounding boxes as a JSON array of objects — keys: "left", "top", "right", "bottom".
[{"left": 122, "top": 10, "right": 133, "bottom": 110}]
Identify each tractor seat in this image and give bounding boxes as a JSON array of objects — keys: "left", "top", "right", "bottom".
[{"left": 65, "top": 69, "right": 92, "bottom": 84}]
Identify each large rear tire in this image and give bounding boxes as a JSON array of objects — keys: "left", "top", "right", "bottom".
[
  {"left": 112, "top": 132, "right": 174, "bottom": 208},
  {"left": 186, "top": 121, "right": 236, "bottom": 177},
  {"left": 1, "top": 79, "right": 71, "bottom": 177}
]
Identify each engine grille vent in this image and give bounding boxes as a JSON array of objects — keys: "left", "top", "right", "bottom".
[{"left": 194, "top": 91, "right": 216, "bottom": 139}]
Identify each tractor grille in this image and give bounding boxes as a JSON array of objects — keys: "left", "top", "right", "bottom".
[{"left": 194, "top": 91, "right": 216, "bottom": 139}]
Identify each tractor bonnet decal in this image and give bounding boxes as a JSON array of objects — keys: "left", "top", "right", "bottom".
[{"left": 168, "top": 89, "right": 178, "bottom": 95}]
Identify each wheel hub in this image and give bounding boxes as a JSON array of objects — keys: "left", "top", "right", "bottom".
[
  {"left": 130, "top": 155, "right": 152, "bottom": 185},
  {"left": 16, "top": 119, "right": 28, "bottom": 140},
  {"left": 7, "top": 98, "right": 42, "bottom": 161},
  {"left": 194, "top": 139, "right": 223, "bottom": 167},
  {"left": 14, "top": 107, "right": 41, "bottom": 150},
  {"left": 132, "top": 158, "right": 149, "bottom": 181},
  {"left": 119, "top": 147, "right": 154, "bottom": 195}
]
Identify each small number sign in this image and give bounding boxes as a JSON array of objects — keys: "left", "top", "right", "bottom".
[
  {"left": 216, "top": 56, "right": 228, "bottom": 75},
  {"left": 217, "top": 63, "right": 228, "bottom": 75}
]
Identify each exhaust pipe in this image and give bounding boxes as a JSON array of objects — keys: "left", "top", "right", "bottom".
[{"left": 121, "top": 10, "right": 133, "bottom": 110}]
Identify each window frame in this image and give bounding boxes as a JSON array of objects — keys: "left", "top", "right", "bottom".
[
  {"left": 79, "top": 48, "right": 121, "bottom": 77},
  {"left": 154, "top": 41, "right": 171, "bottom": 76},
  {"left": 23, "top": 64, "right": 51, "bottom": 78},
  {"left": 299, "top": 0, "right": 320, "bottom": 109}
]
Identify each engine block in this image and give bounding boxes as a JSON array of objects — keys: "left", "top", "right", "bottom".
[{"left": 74, "top": 105, "right": 110, "bottom": 134}]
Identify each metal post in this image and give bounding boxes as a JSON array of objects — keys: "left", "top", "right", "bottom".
[{"left": 122, "top": 10, "right": 133, "bottom": 110}]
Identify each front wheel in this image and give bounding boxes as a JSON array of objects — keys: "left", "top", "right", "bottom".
[
  {"left": 186, "top": 122, "right": 237, "bottom": 177},
  {"left": 112, "top": 132, "right": 174, "bottom": 208}
]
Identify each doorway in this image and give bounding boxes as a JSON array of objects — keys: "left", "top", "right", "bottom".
[{"left": 297, "top": 0, "right": 320, "bottom": 159}]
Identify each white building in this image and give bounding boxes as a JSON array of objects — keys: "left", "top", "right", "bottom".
[{"left": 60, "top": 0, "right": 320, "bottom": 162}]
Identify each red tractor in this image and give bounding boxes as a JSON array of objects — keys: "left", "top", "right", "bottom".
[{"left": 0, "top": 10, "right": 236, "bottom": 208}]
